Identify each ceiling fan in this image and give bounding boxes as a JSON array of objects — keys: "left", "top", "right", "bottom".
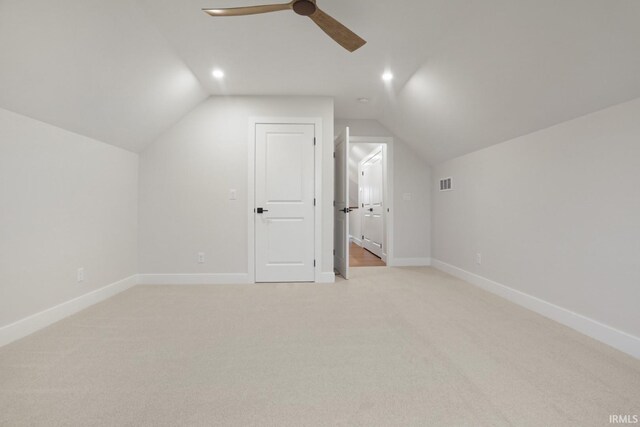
[{"left": 202, "top": 0, "right": 366, "bottom": 52}]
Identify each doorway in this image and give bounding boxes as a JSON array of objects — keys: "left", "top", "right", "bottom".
[
  {"left": 334, "top": 128, "right": 393, "bottom": 279},
  {"left": 351, "top": 144, "right": 387, "bottom": 267}
]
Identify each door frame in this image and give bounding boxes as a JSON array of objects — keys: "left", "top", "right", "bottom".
[
  {"left": 248, "top": 117, "right": 323, "bottom": 283},
  {"left": 349, "top": 136, "right": 395, "bottom": 266}
]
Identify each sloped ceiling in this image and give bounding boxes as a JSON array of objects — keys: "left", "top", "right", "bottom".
[
  {"left": 1, "top": 0, "right": 640, "bottom": 162},
  {"left": 0, "top": 0, "right": 208, "bottom": 153},
  {"left": 379, "top": 1, "right": 640, "bottom": 163}
]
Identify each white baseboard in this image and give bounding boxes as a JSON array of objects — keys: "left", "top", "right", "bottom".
[
  {"left": 349, "top": 235, "right": 362, "bottom": 246},
  {"left": 139, "top": 273, "right": 336, "bottom": 285},
  {"left": 138, "top": 273, "right": 251, "bottom": 285},
  {"left": 391, "top": 257, "right": 432, "bottom": 267},
  {"left": 0, "top": 275, "right": 138, "bottom": 348},
  {"left": 431, "top": 259, "right": 640, "bottom": 359},
  {"left": 0, "top": 269, "right": 335, "bottom": 348},
  {"left": 317, "top": 272, "right": 336, "bottom": 283}
]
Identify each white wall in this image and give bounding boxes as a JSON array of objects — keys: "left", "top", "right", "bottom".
[
  {"left": 393, "top": 139, "right": 431, "bottom": 261},
  {"left": 335, "top": 119, "right": 431, "bottom": 264},
  {"left": 335, "top": 119, "right": 392, "bottom": 138},
  {"left": 139, "top": 96, "right": 334, "bottom": 280},
  {"left": 432, "top": 98, "right": 640, "bottom": 343},
  {"left": 0, "top": 0, "right": 207, "bottom": 152},
  {"left": 0, "top": 108, "right": 138, "bottom": 328}
]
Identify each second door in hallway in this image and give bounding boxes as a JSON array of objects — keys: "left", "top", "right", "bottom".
[{"left": 361, "top": 150, "right": 384, "bottom": 258}]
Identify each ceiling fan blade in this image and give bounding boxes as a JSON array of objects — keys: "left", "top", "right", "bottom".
[
  {"left": 309, "top": 8, "right": 366, "bottom": 52},
  {"left": 203, "top": 2, "right": 292, "bottom": 17}
]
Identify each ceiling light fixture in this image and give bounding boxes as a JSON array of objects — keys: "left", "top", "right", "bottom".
[
  {"left": 212, "top": 69, "right": 225, "bottom": 79},
  {"left": 382, "top": 71, "right": 394, "bottom": 82}
]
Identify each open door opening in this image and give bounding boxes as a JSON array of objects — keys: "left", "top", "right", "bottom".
[
  {"left": 350, "top": 143, "right": 387, "bottom": 268},
  {"left": 335, "top": 129, "right": 393, "bottom": 279}
]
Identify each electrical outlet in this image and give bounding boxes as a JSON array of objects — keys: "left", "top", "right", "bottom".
[
  {"left": 198, "top": 252, "right": 205, "bottom": 264},
  {"left": 476, "top": 253, "right": 482, "bottom": 265},
  {"left": 77, "top": 268, "right": 85, "bottom": 283}
]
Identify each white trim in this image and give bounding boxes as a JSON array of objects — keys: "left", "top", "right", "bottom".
[
  {"left": 248, "top": 117, "right": 323, "bottom": 283},
  {"left": 349, "top": 235, "right": 362, "bottom": 246},
  {"left": 314, "top": 119, "right": 323, "bottom": 283},
  {"left": 0, "top": 275, "right": 138, "bottom": 348},
  {"left": 138, "top": 273, "right": 251, "bottom": 285},
  {"left": 139, "top": 273, "right": 331, "bottom": 285},
  {"left": 317, "top": 272, "right": 336, "bottom": 283},
  {"left": 350, "top": 136, "right": 393, "bottom": 144},
  {"left": 392, "top": 257, "right": 431, "bottom": 267},
  {"left": 431, "top": 259, "right": 640, "bottom": 359}
]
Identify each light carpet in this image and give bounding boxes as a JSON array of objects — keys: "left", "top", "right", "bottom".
[{"left": 1, "top": 267, "right": 638, "bottom": 426}]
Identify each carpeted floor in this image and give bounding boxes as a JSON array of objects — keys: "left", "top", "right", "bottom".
[{"left": 1, "top": 267, "right": 638, "bottom": 426}]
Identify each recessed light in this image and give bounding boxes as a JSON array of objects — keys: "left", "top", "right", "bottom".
[
  {"left": 358, "top": 97, "right": 370, "bottom": 104},
  {"left": 212, "top": 69, "right": 225, "bottom": 79},
  {"left": 382, "top": 71, "right": 394, "bottom": 82}
]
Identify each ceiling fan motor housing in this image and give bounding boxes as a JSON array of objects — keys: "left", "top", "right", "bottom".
[{"left": 292, "top": 0, "right": 317, "bottom": 16}]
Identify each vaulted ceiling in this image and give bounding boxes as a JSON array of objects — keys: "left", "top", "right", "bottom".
[{"left": 1, "top": 0, "right": 639, "bottom": 163}]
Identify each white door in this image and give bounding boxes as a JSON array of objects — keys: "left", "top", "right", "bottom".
[
  {"left": 361, "top": 150, "right": 384, "bottom": 258},
  {"left": 334, "top": 128, "right": 349, "bottom": 279},
  {"left": 255, "top": 123, "right": 315, "bottom": 282}
]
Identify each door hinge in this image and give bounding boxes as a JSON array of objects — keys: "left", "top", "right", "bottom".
[
  {"left": 362, "top": 235, "right": 364, "bottom": 240},
  {"left": 314, "top": 198, "right": 316, "bottom": 206},
  {"left": 333, "top": 249, "right": 336, "bottom": 256},
  {"left": 333, "top": 151, "right": 336, "bottom": 159},
  {"left": 314, "top": 260, "right": 316, "bottom": 267},
  {"left": 362, "top": 171, "right": 364, "bottom": 176},
  {"left": 314, "top": 137, "right": 316, "bottom": 146},
  {"left": 333, "top": 200, "right": 336, "bottom": 207}
]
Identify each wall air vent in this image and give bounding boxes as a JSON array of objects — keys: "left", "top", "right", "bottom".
[{"left": 439, "top": 177, "right": 453, "bottom": 191}]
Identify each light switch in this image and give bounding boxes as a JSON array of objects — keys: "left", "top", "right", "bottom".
[{"left": 229, "top": 189, "right": 237, "bottom": 200}]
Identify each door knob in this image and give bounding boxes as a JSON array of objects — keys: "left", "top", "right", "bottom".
[
  {"left": 369, "top": 208, "right": 373, "bottom": 212},
  {"left": 256, "top": 207, "right": 269, "bottom": 214}
]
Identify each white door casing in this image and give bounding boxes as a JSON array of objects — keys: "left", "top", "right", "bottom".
[
  {"left": 334, "top": 128, "right": 349, "bottom": 279},
  {"left": 361, "top": 149, "right": 384, "bottom": 259},
  {"left": 255, "top": 123, "right": 315, "bottom": 282}
]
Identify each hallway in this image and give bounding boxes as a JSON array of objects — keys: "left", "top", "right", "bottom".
[{"left": 349, "top": 242, "right": 385, "bottom": 267}]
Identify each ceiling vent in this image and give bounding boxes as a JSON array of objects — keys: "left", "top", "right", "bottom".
[{"left": 439, "top": 177, "right": 452, "bottom": 191}]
